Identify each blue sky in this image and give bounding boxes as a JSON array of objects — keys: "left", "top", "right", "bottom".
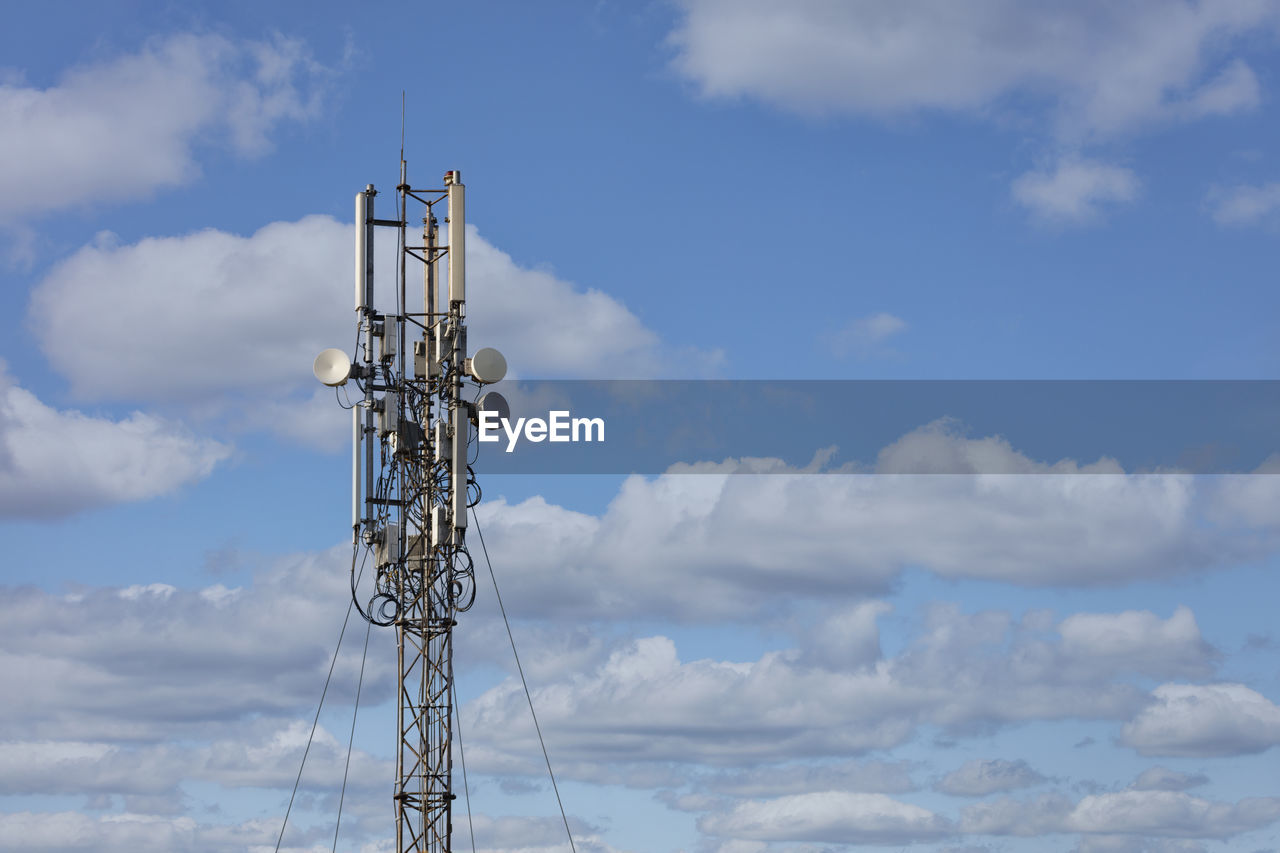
[{"left": 2, "top": 2, "right": 1280, "bottom": 852}]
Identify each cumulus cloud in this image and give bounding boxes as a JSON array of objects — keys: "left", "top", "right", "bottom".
[
  {"left": 1058, "top": 606, "right": 1217, "bottom": 679},
  {"left": 1064, "top": 790, "right": 1280, "bottom": 839},
  {"left": 0, "top": 811, "right": 204, "bottom": 853},
  {"left": 962, "top": 790, "right": 1280, "bottom": 840},
  {"left": 0, "top": 721, "right": 388, "bottom": 800},
  {"left": 29, "top": 218, "right": 363, "bottom": 406},
  {"left": 824, "top": 312, "right": 906, "bottom": 358},
  {"left": 698, "top": 791, "right": 952, "bottom": 845},
  {"left": 462, "top": 604, "right": 1218, "bottom": 775},
  {"left": 797, "top": 601, "right": 890, "bottom": 670},
  {"left": 0, "top": 546, "right": 395, "bottom": 741},
  {"left": 1179, "top": 59, "right": 1261, "bottom": 119},
  {"left": 28, "top": 219, "right": 709, "bottom": 448},
  {"left": 666, "top": 0, "right": 1273, "bottom": 136},
  {"left": 1121, "top": 683, "right": 1280, "bottom": 757},
  {"left": 0, "top": 811, "right": 388, "bottom": 853},
  {"left": 472, "top": 455, "right": 1265, "bottom": 622},
  {"left": 0, "top": 522, "right": 1269, "bottom": 850},
  {"left": 935, "top": 759, "right": 1046, "bottom": 797},
  {"left": 1207, "top": 181, "right": 1280, "bottom": 226},
  {"left": 1130, "top": 767, "right": 1210, "bottom": 792},
  {"left": 700, "top": 760, "right": 918, "bottom": 798},
  {"left": 1012, "top": 158, "right": 1140, "bottom": 223},
  {"left": 0, "top": 365, "right": 229, "bottom": 517},
  {"left": 465, "top": 234, "right": 717, "bottom": 378},
  {"left": 0, "top": 548, "right": 638, "bottom": 850},
  {"left": 959, "top": 792, "right": 1076, "bottom": 836},
  {"left": 0, "top": 32, "right": 329, "bottom": 222},
  {"left": 1075, "top": 838, "right": 1208, "bottom": 853},
  {"left": 466, "top": 814, "right": 623, "bottom": 853}
]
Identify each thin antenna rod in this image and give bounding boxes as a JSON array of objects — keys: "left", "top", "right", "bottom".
[{"left": 400, "top": 90, "right": 406, "bottom": 163}]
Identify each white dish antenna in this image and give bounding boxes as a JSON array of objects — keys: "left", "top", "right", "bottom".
[
  {"left": 476, "top": 390, "right": 510, "bottom": 424},
  {"left": 314, "top": 348, "right": 353, "bottom": 386},
  {"left": 468, "top": 347, "right": 507, "bottom": 384}
]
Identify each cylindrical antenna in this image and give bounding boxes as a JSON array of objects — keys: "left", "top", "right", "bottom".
[
  {"left": 447, "top": 171, "right": 465, "bottom": 305},
  {"left": 365, "top": 186, "right": 376, "bottom": 310},
  {"left": 361, "top": 185, "right": 376, "bottom": 527},
  {"left": 353, "top": 187, "right": 371, "bottom": 536},
  {"left": 354, "top": 191, "right": 367, "bottom": 311},
  {"left": 355, "top": 186, "right": 376, "bottom": 311}
]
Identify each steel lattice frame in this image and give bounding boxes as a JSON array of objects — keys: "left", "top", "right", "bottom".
[{"left": 348, "top": 166, "right": 477, "bottom": 853}]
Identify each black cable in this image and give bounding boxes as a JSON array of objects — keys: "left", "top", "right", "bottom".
[
  {"left": 332, "top": 617, "right": 372, "bottom": 852},
  {"left": 452, "top": 680, "right": 477, "bottom": 853},
  {"left": 274, "top": 546, "right": 362, "bottom": 852},
  {"left": 470, "top": 508, "right": 577, "bottom": 853},
  {"left": 350, "top": 545, "right": 377, "bottom": 624}
]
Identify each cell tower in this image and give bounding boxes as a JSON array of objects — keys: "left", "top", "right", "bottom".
[{"left": 314, "top": 161, "right": 506, "bottom": 852}]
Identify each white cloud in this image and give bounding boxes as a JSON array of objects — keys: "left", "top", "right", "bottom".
[
  {"left": 0, "top": 811, "right": 200, "bottom": 853},
  {"left": 961, "top": 790, "right": 1280, "bottom": 840},
  {"left": 0, "top": 804, "right": 616, "bottom": 853},
  {"left": 0, "top": 546, "right": 396, "bottom": 741},
  {"left": 465, "top": 234, "right": 716, "bottom": 378},
  {"left": 29, "top": 218, "right": 355, "bottom": 404},
  {"left": 1075, "top": 838, "right": 1207, "bottom": 853},
  {"left": 465, "top": 815, "right": 624, "bottom": 853},
  {"left": 1121, "top": 683, "right": 1280, "bottom": 757},
  {"left": 1058, "top": 606, "right": 1216, "bottom": 679},
  {"left": 0, "top": 32, "right": 329, "bottom": 222},
  {"left": 0, "top": 810, "right": 388, "bottom": 853},
  {"left": 959, "top": 792, "right": 1075, "bottom": 836},
  {"left": 1204, "top": 461, "right": 1280, "bottom": 528},
  {"left": 1012, "top": 158, "right": 1140, "bottom": 223},
  {"left": 29, "top": 219, "right": 710, "bottom": 448},
  {"left": 1130, "top": 767, "right": 1209, "bottom": 792},
  {"left": 0, "top": 721, "right": 388, "bottom": 798},
  {"left": 1207, "top": 181, "right": 1280, "bottom": 226},
  {"left": 473, "top": 458, "right": 1256, "bottom": 622},
  {"left": 825, "top": 312, "right": 906, "bottom": 358},
  {"left": 1064, "top": 790, "right": 1280, "bottom": 839},
  {"left": 935, "top": 759, "right": 1046, "bottom": 797},
  {"left": 871, "top": 420, "right": 1129, "bottom": 474},
  {"left": 666, "top": 0, "right": 1274, "bottom": 137},
  {"left": 0, "top": 365, "right": 229, "bottom": 517},
  {"left": 700, "top": 760, "right": 918, "bottom": 798},
  {"left": 698, "top": 791, "right": 952, "bottom": 845},
  {"left": 0, "top": 526, "right": 1270, "bottom": 850},
  {"left": 463, "top": 605, "right": 1217, "bottom": 774},
  {"left": 1179, "top": 59, "right": 1261, "bottom": 119},
  {"left": 0, "top": 741, "right": 171, "bottom": 795},
  {"left": 797, "top": 601, "right": 890, "bottom": 670}
]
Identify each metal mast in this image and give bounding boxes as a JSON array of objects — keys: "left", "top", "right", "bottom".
[{"left": 317, "top": 163, "right": 506, "bottom": 852}]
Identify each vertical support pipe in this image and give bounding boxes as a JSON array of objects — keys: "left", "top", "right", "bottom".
[
  {"left": 363, "top": 186, "right": 376, "bottom": 526},
  {"left": 423, "top": 214, "right": 437, "bottom": 554},
  {"left": 452, "top": 414, "right": 468, "bottom": 530},
  {"left": 352, "top": 405, "right": 361, "bottom": 538},
  {"left": 397, "top": 162, "right": 408, "bottom": 477}
]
